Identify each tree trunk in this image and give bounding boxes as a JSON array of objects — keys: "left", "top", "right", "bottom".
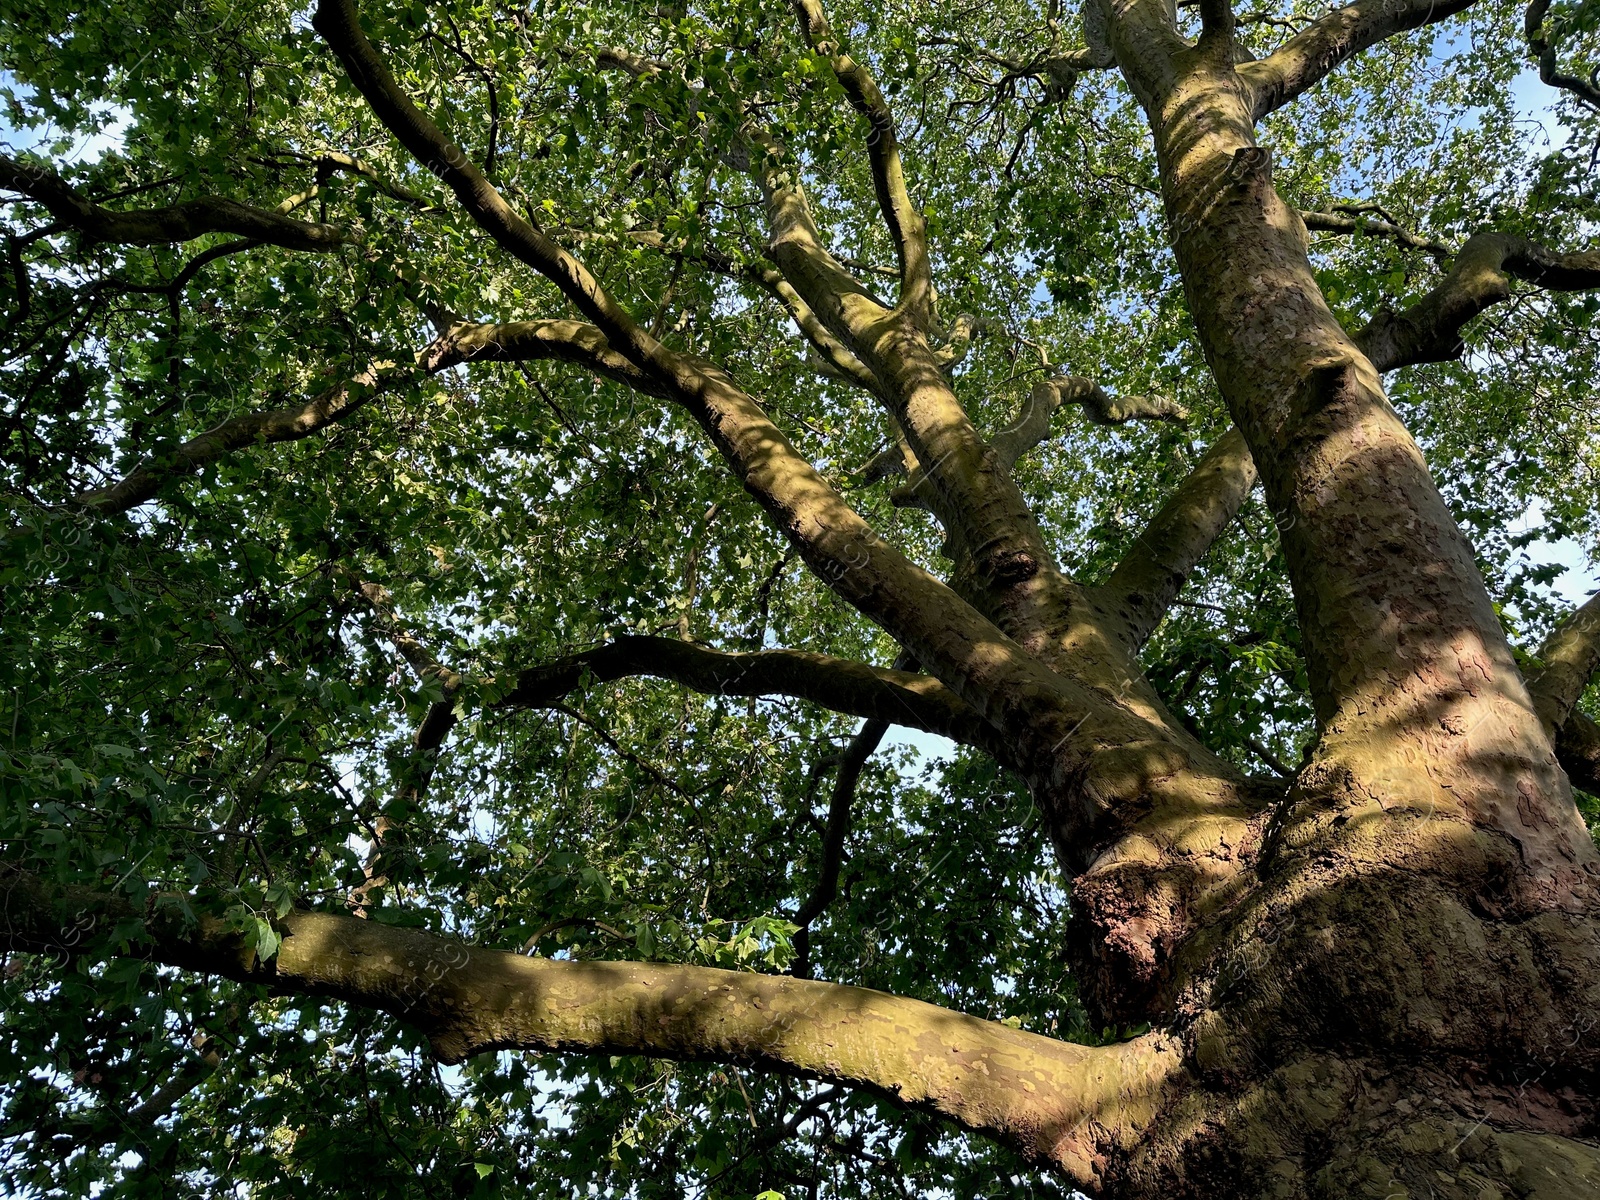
[
  {"left": 1049, "top": 5, "right": 1600, "bottom": 1193},
  {"left": 1069, "top": 790, "right": 1600, "bottom": 1197}
]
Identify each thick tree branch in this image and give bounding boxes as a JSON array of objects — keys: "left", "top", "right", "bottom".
[
  {"left": 0, "top": 154, "right": 349, "bottom": 250},
  {"left": 587, "top": 21, "right": 1047, "bottom": 609},
  {"left": 1357, "top": 231, "right": 1600, "bottom": 372},
  {"left": 0, "top": 864, "right": 1184, "bottom": 1192},
  {"left": 1527, "top": 590, "right": 1600, "bottom": 735},
  {"left": 1106, "top": 22, "right": 1600, "bottom": 891},
  {"left": 1556, "top": 710, "right": 1600, "bottom": 795},
  {"left": 561, "top": 224, "right": 885, "bottom": 394},
  {"left": 498, "top": 636, "right": 992, "bottom": 752},
  {"left": 420, "top": 318, "right": 664, "bottom": 395},
  {"left": 1095, "top": 427, "right": 1258, "bottom": 648},
  {"left": 74, "top": 364, "right": 405, "bottom": 515},
  {"left": 1196, "top": 0, "right": 1238, "bottom": 57},
  {"left": 789, "top": 0, "right": 936, "bottom": 328},
  {"left": 751, "top": 266, "right": 885, "bottom": 396},
  {"left": 313, "top": 2, "right": 1262, "bottom": 921},
  {"left": 744, "top": 126, "right": 891, "bottom": 352},
  {"left": 1240, "top": 0, "right": 1479, "bottom": 118}
]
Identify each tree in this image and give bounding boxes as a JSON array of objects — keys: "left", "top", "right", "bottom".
[{"left": 2, "top": 0, "right": 1599, "bottom": 1192}]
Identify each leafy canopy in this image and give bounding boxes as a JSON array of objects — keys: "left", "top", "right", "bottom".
[{"left": 1, "top": 0, "right": 1597, "bottom": 1194}]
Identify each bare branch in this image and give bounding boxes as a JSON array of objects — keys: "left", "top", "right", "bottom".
[
  {"left": 1526, "top": 0, "right": 1600, "bottom": 111},
  {"left": 1095, "top": 427, "right": 1258, "bottom": 648},
  {"left": 1241, "top": 0, "right": 1479, "bottom": 119},
  {"left": 420, "top": 318, "right": 664, "bottom": 395},
  {"left": 348, "top": 574, "right": 465, "bottom": 753},
  {"left": 1299, "top": 207, "right": 1451, "bottom": 258},
  {"left": 1357, "top": 231, "right": 1600, "bottom": 372},
  {"left": 928, "top": 35, "right": 1115, "bottom": 90},
  {"left": 792, "top": 715, "right": 891, "bottom": 979},
  {"left": 0, "top": 153, "right": 350, "bottom": 250},
  {"left": 789, "top": 0, "right": 936, "bottom": 327},
  {"left": 498, "top": 636, "right": 993, "bottom": 752},
  {"left": 1527, "top": 590, "right": 1600, "bottom": 735},
  {"left": 993, "top": 376, "right": 1187, "bottom": 469},
  {"left": 344, "top": 573, "right": 466, "bottom": 910},
  {"left": 0, "top": 863, "right": 1184, "bottom": 1193}
]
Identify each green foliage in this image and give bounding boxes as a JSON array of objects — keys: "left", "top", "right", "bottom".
[{"left": 1, "top": 0, "right": 1597, "bottom": 1194}]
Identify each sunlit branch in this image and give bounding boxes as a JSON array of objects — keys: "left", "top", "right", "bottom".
[
  {"left": 1095, "top": 427, "right": 1258, "bottom": 648},
  {"left": 1299, "top": 207, "right": 1451, "bottom": 258},
  {"left": 553, "top": 223, "right": 884, "bottom": 393},
  {"left": 789, "top": 0, "right": 936, "bottom": 328},
  {"left": 421, "top": 318, "right": 664, "bottom": 394},
  {"left": 753, "top": 267, "right": 885, "bottom": 396},
  {"left": 0, "top": 862, "right": 1184, "bottom": 1193},
  {"left": 1241, "top": 0, "right": 1480, "bottom": 118},
  {"left": 1357, "top": 231, "right": 1600, "bottom": 372},
  {"left": 744, "top": 123, "right": 892, "bottom": 352}
]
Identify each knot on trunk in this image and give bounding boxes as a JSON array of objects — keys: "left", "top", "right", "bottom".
[
  {"left": 982, "top": 548, "right": 1040, "bottom": 587},
  {"left": 1067, "top": 862, "right": 1188, "bottom": 1025}
]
